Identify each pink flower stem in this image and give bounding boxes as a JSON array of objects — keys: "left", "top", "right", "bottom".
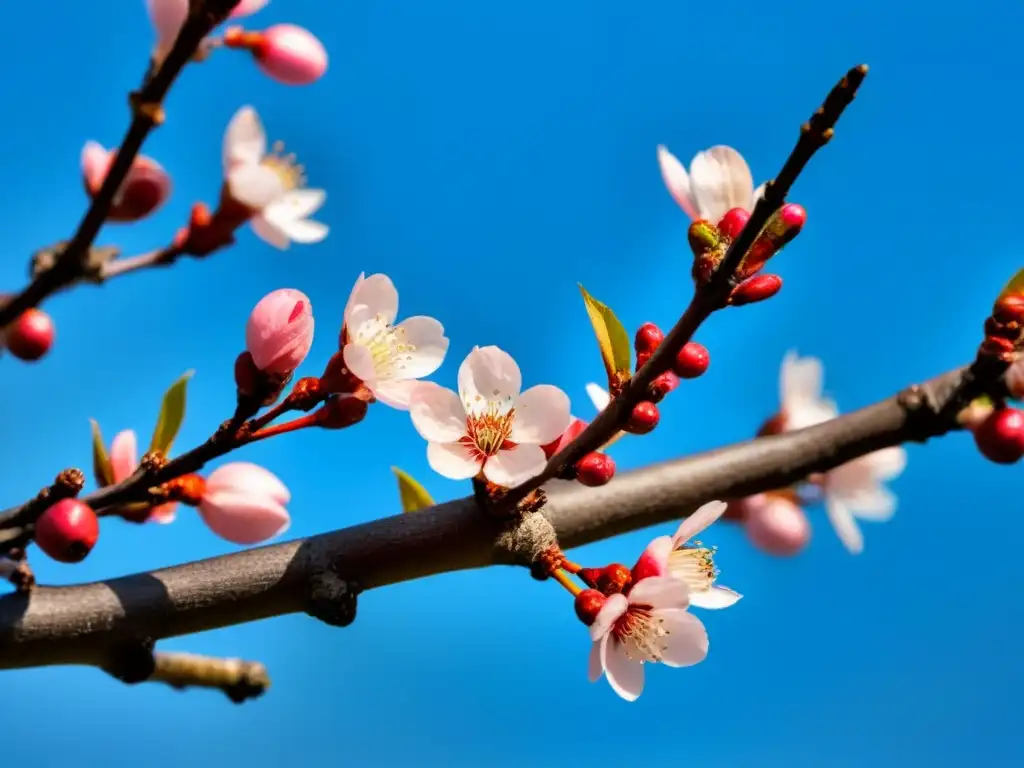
[{"left": 246, "top": 412, "right": 321, "bottom": 442}]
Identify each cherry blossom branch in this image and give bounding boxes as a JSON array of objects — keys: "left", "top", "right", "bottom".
[
  {"left": 105, "top": 650, "right": 269, "bottom": 703},
  {"left": 0, "top": 0, "right": 239, "bottom": 328},
  {"left": 0, "top": 363, "right": 983, "bottom": 683},
  {"left": 499, "top": 64, "right": 869, "bottom": 512},
  {"left": 97, "top": 247, "right": 184, "bottom": 281}
]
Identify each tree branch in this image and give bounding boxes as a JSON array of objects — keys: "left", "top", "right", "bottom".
[
  {"left": 0, "top": 365, "right": 971, "bottom": 676},
  {"left": 105, "top": 651, "right": 269, "bottom": 703}
]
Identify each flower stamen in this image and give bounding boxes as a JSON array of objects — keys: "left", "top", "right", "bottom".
[
  {"left": 352, "top": 314, "right": 417, "bottom": 379},
  {"left": 613, "top": 604, "right": 670, "bottom": 663},
  {"left": 261, "top": 139, "right": 307, "bottom": 192},
  {"left": 667, "top": 540, "right": 719, "bottom": 593}
]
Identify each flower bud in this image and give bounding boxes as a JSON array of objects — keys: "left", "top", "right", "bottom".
[
  {"left": 542, "top": 417, "right": 588, "bottom": 459},
  {"left": 687, "top": 219, "right": 720, "bottom": 256},
  {"left": 717, "top": 207, "right": 751, "bottom": 240},
  {"left": 973, "top": 407, "right": 1024, "bottom": 465},
  {"left": 730, "top": 273, "right": 783, "bottom": 306},
  {"left": 245, "top": 289, "right": 314, "bottom": 374},
  {"left": 35, "top": 499, "right": 99, "bottom": 563},
  {"left": 198, "top": 462, "right": 291, "bottom": 545},
  {"left": 5, "top": 309, "right": 54, "bottom": 361},
  {"left": 81, "top": 141, "right": 170, "bottom": 223},
  {"left": 574, "top": 588, "right": 606, "bottom": 625},
  {"left": 743, "top": 493, "right": 810, "bottom": 556},
  {"left": 634, "top": 322, "right": 664, "bottom": 355},
  {"left": 316, "top": 394, "right": 369, "bottom": 429},
  {"left": 741, "top": 202, "right": 806, "bottom": 276},
  {"left": 255, "top": 25, "right": 328, "bottom": 85},
  {"left": 993, "top": 294, "right": 1024, "bottom": 325},
  {"left": 625, "top": 401, "right": 659, "bottom": 435},
  {"left": 647, "top": 371, "right": 679, "bottom": 403},
  {"left": 673, "top": 341, "right": 710, "bottom": 379},
  {"left": 575, "top": 451, "right": 615, "bottom": 486},
  {"left": 597, "top": 563, "right": 631, "bottom": 595}
]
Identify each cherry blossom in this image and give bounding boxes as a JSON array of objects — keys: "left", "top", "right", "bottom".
[
  {"left": 742, "top": 493, "right": 811, "bottom": 556},
  {"left": 146, "top": 0, "right": 268, "bottom": 66},
  {"left": 409, "top": 346, "right": 571, "bottom": 487},
  {"left": 81, "top": 141, "right": 171, "bottom": 223},
  {"left": 245, "top": 288, "right": 315, "bottom": 374},
  {"left": 198, "top": 462, "right": 290, "bottom": 545},
  {"left": 631, "top": 500, "right": 740, "bottom": 609},
  {"left": 588, "top": 576, "right": 708, "bottom": 702},
  {"left": 777, "top": 350, "right": 840, "bottom": 431},
  {"left": 341, "top": 273, "right": 449, "bottom": 409},
  {"left": 109, "top": 430, "right": 176, "bottom": 524},
  {"left": 656, "top": 144, "right": 766, "bottom": 224},
  {"left": 222, "top": 106, "right": 328, "bottom": 250}
]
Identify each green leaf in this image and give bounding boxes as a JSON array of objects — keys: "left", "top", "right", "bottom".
[
  {"left": 89, "top": 418, "right": 115, "bottom": 488},
  {"left": 578, "top": 284, "right": 631, "bottom": 378},
  {"left": 149, "top": 370, "right": 194, "bottom": 455},
  {"left": 392, "top": 467, "right": 435, "bottom": 513},
  {"left": 998, "top": 267, "right": 1024, "bottom": 300}
]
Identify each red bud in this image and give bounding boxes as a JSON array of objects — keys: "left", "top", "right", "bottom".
[{"left": 730, "top": 274, "right": 783, "bottom": 306}]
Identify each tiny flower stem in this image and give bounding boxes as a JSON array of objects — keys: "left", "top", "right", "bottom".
[
  {"left": 551, "top": 569, "right": 583, "bottom": 596},
  {"left": 246, "top": 413, "right": 321, "bottom": 442},
  {"left": 560, "top": 558, "right": 582, "bottom": 574},
  {"left": 246, "top": 401, "right": 294, "bottom": 433}
]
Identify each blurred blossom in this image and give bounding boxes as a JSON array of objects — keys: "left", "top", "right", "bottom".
[
  {"left": 657, "top": 144, "right": 766, "bottom": 223},
  {"left": 81, "top": 141, "right": 171, "bottom": 222},
  {"left": 245, "top": 288, "right": 315, "bottom": 374},
  {"left": 199, "top": 462, "right": 290, "bottom": 544}
]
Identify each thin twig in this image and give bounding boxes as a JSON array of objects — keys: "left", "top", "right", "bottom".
[
  {"left": 98, "top": 247, "right": 184, "bottom": 281},
  {"left": 118, "top": 652, "right": 270, "bottom": 703}
]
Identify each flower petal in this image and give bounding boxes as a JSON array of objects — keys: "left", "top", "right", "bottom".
[
  {"left": 509, "top": 385, "right": 571, "bottom": 445},
  {"left": 80, "top": 141, "right": 110, "bottom": 190},
  {"left": 370, "top": 379, "right": 421, "bottom": 410},
  {"left": 589, "top": 593, "right": 629, "bottom": 641},
  {"left": 484, "top": 444, "right": 547, "bottom": 487},
  {"left": 689, "top": 585, "right": 742, "bottom": 610},
  {"left": 207, "top": 462, "right": 290, "bottom": 504},
  {"left": 148, "top": 502, "right": 177, "bottom": 525},
  {"left": 426, "top": 442, "right": 480, "bottom": 480},
  {"left": 222, "top": 106, "right": 267, "bottom": 175},
  {"left": 656, "top": 145, "right": 699, "bottom": 220},
  {"left": 688, "top": 145, "right": 755, "bottom": 222},
  {"left": 826, "top": 496, "right": 864, "bottom": 555},
  {"left": 458, "top": 346, "right": 522, "bottom": 414},
  {"left": 657, "top": 609, "right": 709, "bottom": 667},
  {"left": 345, "top": 273, "right": 399, "bottom": 329},
  {"left": 228, "top": 163, "right": 286, "bottom": 211},
  {"left": 866, "top": 446, "right": 907, "bottom": 481},
  {"left": 266, "top": 188, "right": 325, "bottom": 220},
  {"left": 630, "top": 535, "right": 672, "bottom": 582},
  {"left": 587, "top": 641, "right": 604, "bottom": 683},
  {"left": 249, "top": 212, "right": 291, "bottom": 250},
  {"left": 342, "top": 343, "right": 378, "bottom": 383},
  {"left": 273, "top": 216, "right": 329, "bottom": 245},
  {"left": 147, "top": 0, "right": 189, "bottom": 61},
  {"left": 752, "top": 181, "right": 767, "bottom": 207},
  {"left": 109, "top": 429, "right": 138, "bottom": 484},
  {"left": 409, "top": 382, "right": 467, "bottom": 442},
  {"left": 628, "top": 575, "right": 691, "bottom": 611},
  {"left": 229, "top": 0, "right": 269, "bottom": 18},
  {"left": 672, "top": 500, "right": 727, "bottom": 545},
  {"left": 391, "top": 316, "right": 449, "bottom": 380},
  {"left": 601, "top": 635, "right": 644, "bottom": 702},
  {"left": 198, "top": 491, "right": 290, "bottom": 545},
  {"left": 585, "top": 382, "right": 611, "bottom": 412}
]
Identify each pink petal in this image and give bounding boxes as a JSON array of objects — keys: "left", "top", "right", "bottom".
[
  {"left": 409, "top": 383, "right": 467, "bottom": 443},
  {"left": 199, "top": 490, "right": 290, "bottom": 545},
  {"left": 342, "top": 343, "right": 378, "bottom": 383},
  {"left": 627, "top": 576, "right": 690, "bottom": 612},
  {"left": 689, "top": 585, "right": 742, "bottom": 610},
  {"left": 245, "top": 288, "right": 315, "bottom": 374},
  {"left": 205, "top": 462, "right": 290, "bottom": 504},
  {"left": 148, "top": 501, "right": 178, "bottom": 524},
  {"left": 657, "top": 609, "right": 709, "bottom": 667},
  {"left": 80, "top": 141, "right": 111, "bottom": 193},
  {"left": 672, "top": 500, "right": 727, "bottom": 545},
  {"left": 256, "top": 24, "right": 328, "bottom": 86},
  {"left": 341, "top": 272, "right": 367, "bottom": 336},
  {"left": 630, "top": 535, "right": 672, "bottom": 582},
  {"left": 587, "top": 641, "right": 604, "bottom": 683},
  {"left": 826, "top": 496, "right": 863, "bottom": 555},
  {"left": 457, "top": 346, "right": 522, "bottom": 413},
  {"left": 600, "top": 635, "right": 644, "bottom": 702},
  {"left": 146, "top": 0, "right": 189, "bottom": 60},
  {"left": 589, "top": 593, "right": 628, "bottom": 641},
  {"left": 229, "top": 0, "right": 269, "bottom": 18},
  {"left": 509, "top": 385, "right": 572, "bottom": 445},
  {"left": 371, "top": 379, "right": 421, "bottom": 410},
  {"left": 744, "top": 494, "right": 811, "bottom": 557},
  {"left": 656, "top": 145, "right": 698, "bottom": 220},
  {"left": 109, "top": 429, "right": 138, "bottom": 484},
  {"left": 425, "top": 442, "right": 480, "bottom": 480},
  {"left": 483, "top": 444, "right": 547, "bottom": 487}
]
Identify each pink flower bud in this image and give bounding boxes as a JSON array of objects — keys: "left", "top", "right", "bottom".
[
  {"left": 81, "top": 141, "right": 171, "bottom": 222},
  {"left": 254, "top": 25, "right": 328, "bottom": 85},
  {"left": 198, "top": 462, "right": 290, "bottom": 544},
  {"left": 245, "top": 289, "right": 315, "bottom": 374},
  {"left": 730, "top": 274, "right": 783, "bottom": 306},
  {"left": 229, "top": 0, "right": 269, "bottom": 18},
  {"left": 110, "top": 429, "right": 138, "bottom": 484},
  {"left": 743, "top": 493, "right": 810, "bottom": 556}
]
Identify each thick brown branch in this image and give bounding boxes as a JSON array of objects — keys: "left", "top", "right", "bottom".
[{"left": 0, "top": 366, "right": 969, "bottom": 674}]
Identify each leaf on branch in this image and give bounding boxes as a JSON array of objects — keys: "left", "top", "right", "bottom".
[
  {"left": 149, "top": 370, "right": 194, "bottom": 455},
  {"left": 392, "top": 467, "right": 434, "bottom": 512},
  {"left": 997, "top": 267, "right": 1024, "bottom": 301},
  {"left": 578, "top": 284, "right": 631, "bottom": 380},
  {"left": 89, "top": 418, "right": 114, "bottom": 488}
]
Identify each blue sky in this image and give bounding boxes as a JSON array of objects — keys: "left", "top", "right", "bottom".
[{"left": 0, "top": 1, "right": 1020, "bottom": 766}]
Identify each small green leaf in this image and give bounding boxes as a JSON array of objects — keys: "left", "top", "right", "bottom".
[
  {"left": 998, "top": 267, "right": 1024, "bottom": 301},
  {"left": 149, "top": 370, "right": 194, "bottom": 455},
  {"left": 89, "top": 418, "right": 115, "bottom": 488},
  {"left": 392, "top": 467, "right": 435, "bottom": 513},
  {"left": 578, "top": 284, "right": 631, "bottom": 378}
]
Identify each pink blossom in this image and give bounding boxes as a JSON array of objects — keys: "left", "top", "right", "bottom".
[
  {"left": 255, "top": 25, "right": 327, "bottom": 85},
  {"left": 743, "top": 493, "right": 811, "bottom": 556},
  {"left": 245, "top": 288, "right": 315, "bottom": 374},
  {"left": 631, "top": 500, "right": 740, "bottom": 609},
  {"left": 198, "top": 462, "right": 290, "bottom": 545},
  {"left": 656, "top": 144, "right": 766, "bottom": 223},
  {"left": 229, "top": 0, "right": 270, "bottom": 18},
  {"left": 108, "top": 430, "right": 176, "bottom": 523},
  {"left": 409, "top": 346, "right": 571, "bottom": 487},
  {"left": 81, "top": 141, "right": 171, "bottom": 223},
  {"left": 588, "top": 576, "right": 708, "bottom": 702}
]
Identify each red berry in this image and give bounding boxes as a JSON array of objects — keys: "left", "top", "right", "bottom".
[
  {"left": 575, "top": 452, "right": 616, "bottom": 487},
  {"left": 730, "top": 274, "right": 783, "bottom": 306},
  {"left": 674, "top": 341, "right": 710, "bottom": 379},
  {"left": 717, "top": 207, "right": 751, "bottom": 240},
  {"left": 648, "top": 371, "right": 679, "bottom": 403},
  {"left": 634, "top": 322, "right": 664, "bottom": 354},
  {"left": 973, "top": 407, "right": 1024, "bottom": 464},
  {"left": 6, "top": 309, "right": 54, "bottom": 362},
  {"left": 574, "top": 588, "right": 606, "bottom": 625},
  {"left": 35, "top": 499, "right": 99, "bottom": 563},
  {"left": 625, "top": 401, "right": 659, "bottom": 434}
]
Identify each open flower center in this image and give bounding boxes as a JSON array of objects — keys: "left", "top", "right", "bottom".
[
  {"left": 613, "top": 605, "right": 669, "bottom": 663},
  {"left": 260, "top": 140, "right": 306, "bottom": 194},
  {"left": 462, "top": 402, "right": 516, "bottom": 457},
  {"left": 351, "top": 315, "right": 416, "bottom": 380},
  {"left": 667, "top": 542, "right": 718, "bottom": 593}
]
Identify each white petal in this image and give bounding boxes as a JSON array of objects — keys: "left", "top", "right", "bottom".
[
  {"left": 689, "top": 585, "right": 742, "bottom": 610},
  {"left": 342, "top": 272, "right": 367, "bottom": 331},
  {"left": 409, "top": 382, "right": 467, "bottom": 443},
  {"left": 228, "top": 163, "right": 285, "bottom": 211},
  {"left": 589, "top": 593, "right": 628, "bottom": 641},
  {"left": 601, "top": 635, "right": 644, "bottom": 702},
  {"left": 780, "top": 350, "right": 823, "bottom": 412},
  {"left": 587, "top": 642, "right": 604, "bottom": 683},
  {"left": 826, "top": 496, "right": 864, "bottom": 555},
  {"left": 229, "top": 0, "right": 270, "bottom": 19},
  {"left": 342, "top": 343, "right": 378, "bottom": 383},
  {"left": 345, "top": 273, "right": 399, "bottom": 329},
  {"left": 585, "top": 382, "right": 611, "bottom": 412},
  {"left": 264, "top": 188, "right": 326, "bottom": 223},
  {"left": 147, "top": 0, "right": 189, "bottom": 61},
  {"left": 752, "top": 181, "right": 767, "bottom": 208},
  {"left": 249, "top": 213, "right": 291, "bottom": 250},
  {"left": 483, "top": 444, "right": 547, "bottom": 487},
  {"left": 509, "top": 385, "right": 571, "bottom": 445},
  {"left": 656, "top": 145, "right": 698, "bottom": 220},
  {"left": 80, "top": 141, "right": 108, "bottom": 179},
  {"left": 657, "top": 609, "right": 709, "bottom": 668},
  {"left": 273, "top": 216, "right": 329, "bottom": 245},
  {"left": 865, "top": 446, "right": 907, "bottom": 481},
  {"left": 370, "top": 379, "right": 420, "bottom": 410},
  {"left": 672, "top": 500, "right": 727, "bottom": 545},
  {"left": 222, "top": 105, "right": 266, "bottom": 175},
  {"left": 688, "top": 145, "right": 755, "bottom": 222},
  {"left": 628, "top": 576, "right": 690, "bottom": 611},
  {"left": 426, "top": 442, "right": 480, "bottom": 480},
  {"left": 390, "top": 316, "right": 449, "bottom": 380},
  {"left": 458, "top": 346, "right": 522, "bottom": 414}
]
